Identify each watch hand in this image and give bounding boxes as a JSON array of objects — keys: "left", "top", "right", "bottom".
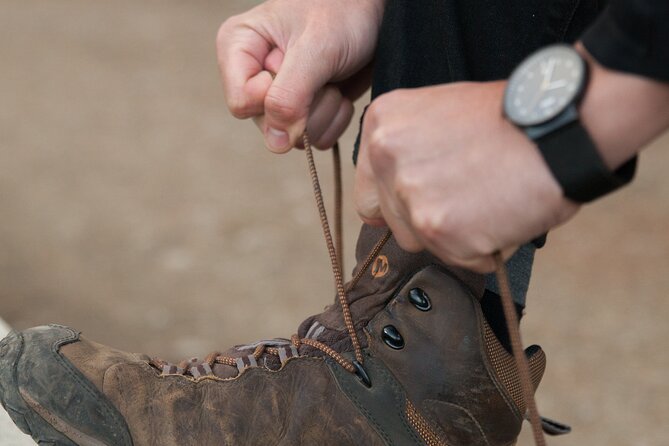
[
  {"left": 546, "top": 80, "right": 568, "bottom": 91},
  {"left": 541, "top": 58, "right": 556, "bottom": 90}
]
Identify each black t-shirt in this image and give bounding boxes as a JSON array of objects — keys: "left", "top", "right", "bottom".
[
  {"left": 370, "top": 0, "right": 604, "bottom": 99},
  {"left": 583, "top": 0, "right": 669, "bottom": 82},
  {"left": 354, "top": 0, "right": 667, "bottom": 250},
  {"left": 371, "top": 0, "right": 668, "bottom": 99},
  {"left": 357, "top": 0, "right": 668, "bottom": 159},
  {"left": 355, "top": 0, "right": 605, "bottom": 161}
]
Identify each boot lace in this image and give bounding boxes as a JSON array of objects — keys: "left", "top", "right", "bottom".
[
  {"left": 149, "top": 137, "right": 388, "bottom": 378},
  {"left": 148, "top": 134, "right": 547, "bottom": 445}
]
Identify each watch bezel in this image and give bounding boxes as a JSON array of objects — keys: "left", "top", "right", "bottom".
[{"left": 503, "top": 44, "right": 589, "bottom": 128}]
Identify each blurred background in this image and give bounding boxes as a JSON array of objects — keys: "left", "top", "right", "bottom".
[{"left": 1, "top": 1, "right": 667, "bottom": 444}]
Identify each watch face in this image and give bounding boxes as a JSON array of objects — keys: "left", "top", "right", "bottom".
[{"left": 504, "top": 45, "right": 586, "bottom": 126}]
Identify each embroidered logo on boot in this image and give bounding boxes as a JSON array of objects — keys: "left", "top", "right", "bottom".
[{"left": 371, "top": 255, "right": 389, "bottom": 278}]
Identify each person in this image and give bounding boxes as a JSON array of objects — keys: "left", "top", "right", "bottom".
[
  {"left": 216, "top": 0, "right": 669, "bottom": 297},
  {"left": 0, "top": 1, "right": 666, "bottom": 445}
]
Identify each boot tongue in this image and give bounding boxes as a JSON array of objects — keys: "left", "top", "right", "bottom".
[{"left": 298, "top": 224, "right": 486, "bottom": 344}]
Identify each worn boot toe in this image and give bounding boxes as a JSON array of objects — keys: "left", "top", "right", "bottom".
[{"left": 0, "top": 325, "right": 133, "bottom": 446}]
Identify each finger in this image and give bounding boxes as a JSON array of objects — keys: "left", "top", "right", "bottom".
[
  {"left": 421, "top": 234, "right": 498, "bottom": 272},
  {"left": 428, "top": 238, "right": 519, "bottom": 274},
  {"left": 375, "top": 185, "right": 424, "bottom": 252},
  {"left": 253, "top": 114, "right": 305, "bottom": 151},
  {"left": 448, "top": 255, "right": 498, "bottom": 274},
  {"left": 337, "top": 62, "right": 374, "bottom": 102},
  {"left": 306, "top": 87, "right": 354, "bottom": 149},
  {"left": 313, "top": 98, "right": 354, "bottom": 150},
  {"left": 263, "top": 40, "right": 334, "bottom": 153},
  {"left": 370, "top": 157, "right": 424, "bottom": 251},
  {"left": 264, "top": 47, "right": 284, "bottom": 75},
  {"left": 217, "top": 20, "right": 273, "bottom": 119},
  {"left": 354, "top": 127, "right": 385, "bottom": 225},
  {"left": 300, "top": 87, "right": 342, "bottom": 148}
]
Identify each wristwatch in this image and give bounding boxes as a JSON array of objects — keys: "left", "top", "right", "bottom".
[{"left": 503, "top": 44, "right": 636, "bottom": 203}]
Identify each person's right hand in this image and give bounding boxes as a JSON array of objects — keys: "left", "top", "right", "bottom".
[{"left": 217, "top": 0, "right": 385, "bottom": 152}]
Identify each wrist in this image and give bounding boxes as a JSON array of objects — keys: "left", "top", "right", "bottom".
[
  {"left": 503, "top": 45, "right": 639, "bottom": 203},
  {"left": 356, "top": 0, "right": 387, "bottom": 20},
  {"left": 576, "top": 43, "right": 669, "bottom": 170}
]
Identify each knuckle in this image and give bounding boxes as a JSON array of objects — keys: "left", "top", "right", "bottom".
[
  {"left": 226, "top": 91, "right": 256, "bottom": 119},
  {"left": 216, "top": 15, "right": 240, "bottom": 49},
  {"left": 411, "top": 205, "right": 450, "bottom": 244},
  {"left": 353, "top": 192, "right": 374, "bottom": 219},
  {"left": 394, "top": 171, "right": 422, "bottom": 217},
  {"left": 353, "top": 200, "right": 367, "bottom": 219},
  {"left": 353, "top": 193, "right": 380, "bottom": 223},
  {"left": 353, "top": 203, "right": 366, "bottom": 219},
  {"left": 467, "top": 237, "right": 494, "bottom": 259},
  {"left": 364, "top": 100, "right": 380, "bottom": 124},
  {"left": 370, "top": 90, "right": 402, "bottom": 114},
  {"left": 364, "top": 95, "right": 404, "bottom": 162},
  {"left": 367, "top": 127, "right": 394, "bottom": 162},
  {"left": 394, "top": 168, "right": 420, "bottom": 196},
  {"left": 265, "top": 87, "right": 302, "bottom": 123},
  {"left": 365, "top": 95, "right": 388, "bottom": 125},
  {"left": 228, "top": 99, "right": 252, "bottom": 119}
]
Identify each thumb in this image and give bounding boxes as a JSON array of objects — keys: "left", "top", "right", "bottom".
[{"left": 263, "top": 40, "right": 334, "bottom": 153}]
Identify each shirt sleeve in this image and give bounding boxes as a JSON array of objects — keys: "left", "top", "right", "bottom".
[{"left": 581, "top": 0, "right": 669, "bottom": 82}]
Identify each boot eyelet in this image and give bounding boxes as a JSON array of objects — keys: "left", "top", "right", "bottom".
[
  {"left": 382, "top": 325, "right": 404, "bottom": 350},
  {"left": 352, "top": 360, "right": 372, "bottom": 388},
  {"left": 408, "top": 288, "right": 431, "bottom": 311}
]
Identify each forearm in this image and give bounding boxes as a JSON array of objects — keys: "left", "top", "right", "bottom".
[{"left": 577, "top": 43, "right": 669, "bottom": 171}]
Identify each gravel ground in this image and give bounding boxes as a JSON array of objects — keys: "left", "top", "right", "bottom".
[{"left": 1, "top": 1, "right": 668, "bottom": 445}]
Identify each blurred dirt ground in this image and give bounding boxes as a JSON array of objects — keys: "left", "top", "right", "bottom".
[{"left": 1, "top": 1, "right": 667, "bottom": 445}]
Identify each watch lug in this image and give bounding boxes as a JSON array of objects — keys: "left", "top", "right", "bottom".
[{"left": 525, "top": 105, "right": 579, "bottom": 140}]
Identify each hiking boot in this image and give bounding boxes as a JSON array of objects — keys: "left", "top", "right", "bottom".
[{"left": 0, "top": 224, "right": 548, "bottom": 446}]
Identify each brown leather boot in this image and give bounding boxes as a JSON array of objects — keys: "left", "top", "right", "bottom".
[{"left": 0, "top": 224, "right": 548, "bottom": 446}]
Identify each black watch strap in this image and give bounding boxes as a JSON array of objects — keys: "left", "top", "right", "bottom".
[{"left": 536, "top": 120, "right": 637, "bottom": 203}]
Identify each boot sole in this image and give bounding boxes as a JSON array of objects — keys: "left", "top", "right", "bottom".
[
  {"left": 0, "top": 330, "right": 77, "bottom": 445},
  {"left": 0, "top": 326, "right": 133, "bottom": 446}
]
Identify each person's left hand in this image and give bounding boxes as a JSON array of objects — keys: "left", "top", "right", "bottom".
[{"left": 355, "top": 81, "right": 580, "bottom": 272}]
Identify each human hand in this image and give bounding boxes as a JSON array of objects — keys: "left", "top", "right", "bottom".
[
  {"left": 354, "top": 82, "right": 580, "bottom": 272},
  {"left": 217, "top": 0, "right": 385, "bottom": 152}
]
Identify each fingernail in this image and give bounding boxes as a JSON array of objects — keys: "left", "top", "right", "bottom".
[{"left": 266, "top": 127, "right": 289, "bottom": 152}]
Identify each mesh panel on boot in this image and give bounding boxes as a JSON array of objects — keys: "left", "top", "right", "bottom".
[
  {"left": 483, "top": 320, "right": 546, "bottom": 415},
  {"left": 406, "top": 399, "right": 444, "bottom": 446}
]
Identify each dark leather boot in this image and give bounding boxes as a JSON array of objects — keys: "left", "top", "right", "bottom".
[{"left": 0, "top": 225, "right": 547, "bottom": 445}]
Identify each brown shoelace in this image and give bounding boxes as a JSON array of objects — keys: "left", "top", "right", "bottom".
[
  {"left": 150, "top": 134, "right": 546, "bottom": 445},
  {"left": 149, "top": 135, "right": 383, "bottom": 377},
  {"left": 494, "top": 253, "right": 546, "bottom": 445}
]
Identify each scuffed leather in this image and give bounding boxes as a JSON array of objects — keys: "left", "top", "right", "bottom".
[
  {"left": 326, "top": 353, "right": 424, "bottom": 446},
  {"left": 59, "top": 341, "right": 385, "bottom": 446},
  {"left": 298, "top": 224, "right": 486, "bottom": 357},
  {"left": 9, "top": 325, "right": 134, "bottom": 446},
  {"left": 2, "top": 226, "right": 541, "bottom": 446},
  {"left": 60, "top": 338, "right": 149, "bottom": 391},
  {"left": 366, "top": 266, "right": 526, "bottom": 446}
]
